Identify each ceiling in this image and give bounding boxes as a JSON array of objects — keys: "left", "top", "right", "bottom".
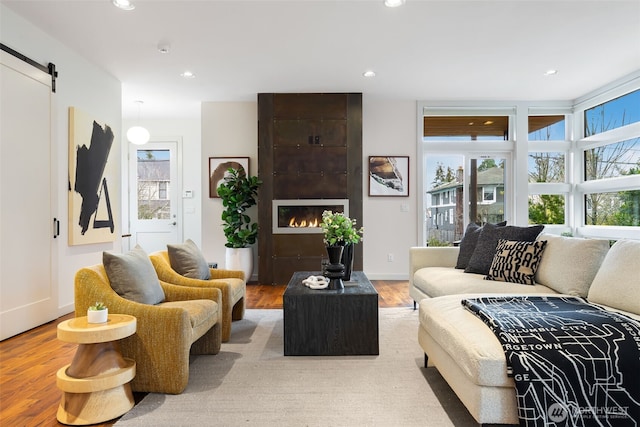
[{"left": 3, "top": 0, "right": 640, "bottom": 119}]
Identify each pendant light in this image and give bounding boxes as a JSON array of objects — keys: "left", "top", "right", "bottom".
[{"left": 127, "top": 100, "right": 150, "bottom": 145}]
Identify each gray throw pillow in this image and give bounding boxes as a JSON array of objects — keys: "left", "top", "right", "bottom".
[
  {"left": 167, "top": 239, "right": 211, "bottom": 280},
  {"left": 103, "top": 245, "right": 165, "bottom": 304},
  {"left": 455, "top": 221, "right": 507, "bottom": 269},
  {"left": 465, "top": 223, "right": 545, "bottom": 275}
]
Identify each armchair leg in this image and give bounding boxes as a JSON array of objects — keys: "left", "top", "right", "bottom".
[
  {"left": 232, "top": 297, "right": 245, "bottom": 321},
  {"left": 192, "top": 323, "right": 222, "bottom": 355}
]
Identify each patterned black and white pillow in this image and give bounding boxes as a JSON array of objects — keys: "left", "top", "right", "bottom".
[{"left": 485, "top": 239, "right": 547, "bottom": 285}]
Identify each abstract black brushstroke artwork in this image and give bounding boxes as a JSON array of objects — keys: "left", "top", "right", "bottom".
[
  {"left": 74, "top": 120, "right": 114, "bottom": 234},
  {"left": 69, "top": 107, "right": 117, "bottom": 245}
]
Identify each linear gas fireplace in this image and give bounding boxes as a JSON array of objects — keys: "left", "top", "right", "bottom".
[{"left": 272, "top": 199, "right": 349, "bottom": 234}]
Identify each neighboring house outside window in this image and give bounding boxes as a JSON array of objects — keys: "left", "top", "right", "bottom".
[
  {"left": 427, "top": 167, "right": 504, "bottom": 244},
  {"left": 137, "top": 159, "right": 171, "bottom": 220}
]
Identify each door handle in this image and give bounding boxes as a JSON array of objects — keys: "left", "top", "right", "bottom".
[{"left": 171, "top": 222, "right": 177, "bottom": 226}]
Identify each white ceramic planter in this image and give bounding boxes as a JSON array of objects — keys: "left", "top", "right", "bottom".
[
  {"left": 225, "top": 247, "right": 253, "bottom": 282},
  {"left": 87, "top": 308, "right": 108, "bottom": 323}
]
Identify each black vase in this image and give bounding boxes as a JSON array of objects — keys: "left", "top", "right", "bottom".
[
  {"left": 341, "top": 243, "right": 354, "bottom": 281},
  {"left": 326, "top": 245, "right": 344, "bottom": 264},
  {"left": 325, "top": 245, "right": 345, "bottom": 290}
]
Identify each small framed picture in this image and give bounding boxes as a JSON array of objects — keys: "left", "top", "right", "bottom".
[
  {"left": 209, "top": 157, "right": 250, "bottom": 198},
  {"left": 368, "top": 156, "right": 409, "bottom": 197}
]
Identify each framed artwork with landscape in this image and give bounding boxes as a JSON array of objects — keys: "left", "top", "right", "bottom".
[
  {"left": 368, "top": 156, "right": 409, "bottom": 197},
  {"left": 209, "top": 157, "right": 250, "bottom": 198}
]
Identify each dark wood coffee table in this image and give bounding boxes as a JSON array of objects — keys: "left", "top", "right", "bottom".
[{"left": 283, "top": 271, "right": 379, "bottom": 356}]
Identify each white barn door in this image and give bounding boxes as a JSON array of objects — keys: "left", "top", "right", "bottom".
[{"left": 0, "top": 50, "right": 57, "bottom": 340}]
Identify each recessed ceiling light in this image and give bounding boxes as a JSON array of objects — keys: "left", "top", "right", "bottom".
[
  {"left": 363, "top": 70, "right": 376, "bottom": 78},
  {"left": 180, "top": 71, "right": 195, "bottom": 79},
  {"left": 157, "top": 43, "right": 171, "bottom": 54},
  {"left": 483, "top": 120, "right": 494, "bottom": 125},
  {"left": 113, "top": 0, "right": 135, "bottom": 11},
  {"left": 544, "top": 69, "right": 558, "bottom": 76},
  {"left": 384, "top": 0, "right": 406, "bottom": 7}
]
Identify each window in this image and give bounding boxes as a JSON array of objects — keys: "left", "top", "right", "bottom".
[
  {"left": 584, "top": 89, "right": 640, "bottom": 136},
  {"left": 578, "top": 87, "right": 640, "bottom": 232},
  {"left": 528, "top": 194, "right": 565, "bottom": 225},
  {"left": 425, "top": 155, "right": 464, "bottom": 245},
  {"left": 528, "top": 152, "right": 565, "bottom": 183},
  {"left": 137, "top": 149, "right": 171, "bottom": 220},
  {"left": 584, "top": 138, "right": 640, "bottom": 181},
  {"left": 472, "top": 157, "right": 506, "bottom": 224},
  {"left": 527, "top": 113, "right": 570, "bottom": 226},
  {"left": 483, "top": 187, "right": 495, "bottom": 202},
  {"left": 419, "top": 81, "right": 640, "bottom": 244},
  {"left": 158, "top": 181, "right": 168, "bottom": 200},
  {"left": 585, "top": 191, "right": 640, "bottom": 226},
  {"left": 424, "top": 152, "right": 509, "bottom": 245},
  {"left": 424, "top": 116, "right": 510, "bottom": 141},
  {"left": 528, "top": 115, "right": 565, "bottom": 141}
]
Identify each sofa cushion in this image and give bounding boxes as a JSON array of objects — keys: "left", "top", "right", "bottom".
[
  {"left": 485, "top": 239, "right": 547, "bottom": 285},
  {"left": 413, "top": 267, "right": 557, "bottom": 298},
  {"left": 535, "top": 234, "right": 610, "bottom": 297},
  {"left": 588, "top": 240, "right": 640, "bottom": 315},
  {"left": 103, "top": 245, "right": 165, "bottom": 305},
  {"left": 455, "top": 221, "right": 506, "bottom": 270},
  {"left": 167, "top": 239, "right": 211, "bottom": 280},
  {"left": 419, "top": 295, "right": 513, "bottom": 387},
  {"left": 465, "top": 223, "right": 544, "bottom": 275}
]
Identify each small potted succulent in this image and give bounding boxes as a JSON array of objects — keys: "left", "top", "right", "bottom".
[{"left": 87, "top": 301, "right": 108, "bottom": 323}]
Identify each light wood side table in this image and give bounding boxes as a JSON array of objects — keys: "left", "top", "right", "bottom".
[{"left": 56, "top": 314, "right": 137, "bottom": 425}]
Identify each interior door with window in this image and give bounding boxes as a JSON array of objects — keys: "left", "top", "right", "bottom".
[{"left": 129, "top": 141, "right": 181, "bottom": 252}]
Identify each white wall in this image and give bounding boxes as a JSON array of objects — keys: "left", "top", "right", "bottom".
[
  {"left": 2, "top": 5, "right": 122, "bottom": 315},
  {"left": 201, "top": 102, "right": 258, "bottom": 277},
  {"left": 362, "top": 99, "right": 418, "bottom": 279},
  {"left": 200, "top": 97, "right": 417, "bottom": 281}
]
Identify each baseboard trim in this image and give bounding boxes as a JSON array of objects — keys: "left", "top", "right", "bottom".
[{"left": 363, "top": 273, "right": 409, "bottom": 281}]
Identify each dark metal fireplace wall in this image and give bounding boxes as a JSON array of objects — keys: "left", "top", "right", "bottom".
[{"left": 258, "top": 92, "right": 363, "bottom": 284}]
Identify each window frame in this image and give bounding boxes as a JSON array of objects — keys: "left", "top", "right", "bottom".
[
  {"left": 418, "top": 76, "right": 640, "bottom": 245},
  {"left": 573, "top": 80, "right": 640, "bottom": 240},
  {"left": 418, "top": 103, "right": 517, "bottom": 245}
]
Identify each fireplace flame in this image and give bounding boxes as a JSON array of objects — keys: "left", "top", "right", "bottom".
[{"left": 288, "top": 217, "right": 319, "bottom": 228}]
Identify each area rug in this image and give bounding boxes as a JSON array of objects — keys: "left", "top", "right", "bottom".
[{"left": 115, "top": 308, "right": 478, "bottom": 426}]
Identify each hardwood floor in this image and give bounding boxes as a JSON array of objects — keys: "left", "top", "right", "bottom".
[{"left": 0, "top": 280, "right": 411, "bottom": 427}]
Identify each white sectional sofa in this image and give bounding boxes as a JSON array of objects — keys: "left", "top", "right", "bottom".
[{"left": 410, "top": 234, "right": 640, "bottom": 425}]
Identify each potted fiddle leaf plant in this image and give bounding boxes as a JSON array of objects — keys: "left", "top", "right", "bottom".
[
  {"left": 217, "top": 167, "right": 262, "bottom": 281},
  {"left": 87, "top": 301, "right": 108, "bottom": 323}
]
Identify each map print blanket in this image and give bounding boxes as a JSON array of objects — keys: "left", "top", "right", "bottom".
[{"left": 462, "top": 296, "right": 640, "bottom": 427}]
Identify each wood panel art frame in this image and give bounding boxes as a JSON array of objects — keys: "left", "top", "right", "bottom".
[
  {"left": 209, "top": 157, "right": 249, "bottom": 198},
  {"left": 368, "top": 156, "right": 409, "bottom": 197}
]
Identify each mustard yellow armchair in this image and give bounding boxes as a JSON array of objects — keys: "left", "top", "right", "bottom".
[
  {"left": 149, "top": 250, "right": 246, "bottom": 342},
  {"left": 74, "top": 265, "right": 222, "bottom": 394}
]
